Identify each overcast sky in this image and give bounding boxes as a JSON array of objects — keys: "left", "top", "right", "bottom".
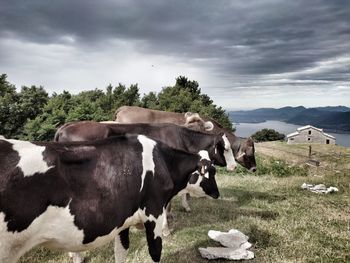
[{"left": 1, "top": 0, "right": 349, "bottom": 110}]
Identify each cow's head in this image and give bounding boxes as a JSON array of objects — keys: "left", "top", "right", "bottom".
[
  {"left": 236, "top": 137, "right": 257, "bottom": 172},
  {"left": 184, "top": 112, "right": 214, "bottom": 132},
  {"left": 208, "top": 133, "right": 237, "bottom": 172},
  {"left": 186, "top": 157, "right": 219, "bottom": 199}
]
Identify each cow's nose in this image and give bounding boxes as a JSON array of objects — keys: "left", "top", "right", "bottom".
[
  {"left": 226, "top": 165, "right": 236, "bottom": 172},
  {"left": 249, "top": 167, "right": 257, "bottom": 173},
  {"left": 210, "top": 192, "right": 220, "bottom": 199}
]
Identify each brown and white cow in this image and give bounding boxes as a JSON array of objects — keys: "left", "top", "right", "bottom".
[
  {"left": 0, "top": 135, "right": 218, "bottom": 263},
  {"left": 115, "top": 106, "right": 257, "bottom": 172},
  {"left": 115, "top": 106, "right": 214, "bottom": 131}
]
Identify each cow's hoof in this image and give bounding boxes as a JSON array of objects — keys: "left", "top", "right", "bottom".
[
  {"left": 69, "top": 252, "right": 84, "bottom": 263},
  {"left": 167, "top": 212, "right": 174, "bottom": 220},
  {"left": 162, "top": 228, "right": 172, "bottom": 237},
  {"left": 184, "top": 207, "right": 191, "bottom": 213}
]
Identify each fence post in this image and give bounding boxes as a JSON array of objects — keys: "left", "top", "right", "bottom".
[{"left": 308, "top": 145, "right": 312, "bottom": 158}]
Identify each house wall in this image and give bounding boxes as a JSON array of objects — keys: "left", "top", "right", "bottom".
[{"left": 287, "top": 127, "right": 336, "bottom": 145}]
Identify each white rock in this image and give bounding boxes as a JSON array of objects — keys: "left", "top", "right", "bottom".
[
  {"left": 198, "top": 247, "right": 254, "bottom": 260},
  {"left": 208, "top": 229, "right": 251, "bottom": 249}
]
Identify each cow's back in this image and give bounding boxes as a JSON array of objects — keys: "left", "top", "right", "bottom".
[
  {"left": 115, "top": 106, "right": 186, "bottom": 125},
  {"left": 55, "top": 121, "right": 110, "bottom": 142}
]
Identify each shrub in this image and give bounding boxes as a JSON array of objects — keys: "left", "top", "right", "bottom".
[{"left": 252, "top": 128, "right": 285, "bottom": 142}]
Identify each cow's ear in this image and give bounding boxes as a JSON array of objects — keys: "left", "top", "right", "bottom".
[
  {"left": 184, "top": 112, "right": 193, "bottom": 118},
  {"left": 247, "top": 137, "right": 254, "bottom": 146},
  {"left": 204, "top": 121, "right": 214, "bottom": 131}
]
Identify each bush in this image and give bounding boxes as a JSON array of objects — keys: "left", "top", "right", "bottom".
[
  {"left": 252, "top": 128, "right": 285, "bottom": 142},
  {"left": 219, "top": 155, "right": 308, "bottom": 177}
]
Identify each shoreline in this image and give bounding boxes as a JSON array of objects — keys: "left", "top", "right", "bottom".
[{"left": 232, "top": 120, "right": 350, "bottom": 135}]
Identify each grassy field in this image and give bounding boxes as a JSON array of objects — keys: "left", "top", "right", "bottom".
[{"left": 21, "top": 142, "right": 350, "bottom": 262}]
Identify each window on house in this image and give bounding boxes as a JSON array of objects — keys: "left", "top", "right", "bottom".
[
  {"left": 308, "top": 130, "right": 311, "bottom": 135},
  {"left": 326, "top": 139, "right": 330, "bottom": 144},
  {"left": 308, "top": 138, "right": 311, "bottom": 141}
]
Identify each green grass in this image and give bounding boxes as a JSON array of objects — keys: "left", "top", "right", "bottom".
[{"left": 20, "top": 143, "right": 350, "bottom": 262}]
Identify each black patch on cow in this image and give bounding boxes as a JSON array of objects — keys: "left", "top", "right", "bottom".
[
  {"left": 1, "top": 168, "right": 70, "bottom": 232},
  {"left": 188, "top": 173, "right": 199, "bottom": 184},
  {"left": 199, "top": 165, "right": 219, "bottom": 199},
  {"left": 145, "top": 221, "right": 162, "bottom": 262},
  {"left": 120, "top": 228, "right": 130, "bottom": 250}
]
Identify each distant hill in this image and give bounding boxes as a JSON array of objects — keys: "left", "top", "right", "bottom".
[{"left": 229, "top": 106, "right": 350, "bottom": 132}]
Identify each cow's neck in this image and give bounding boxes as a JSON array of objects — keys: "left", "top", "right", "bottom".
[
  {"left": 167, "top": 150, "right": 200, "bottom": 198},
  {"left": 180, "top": 128, "right": 213, "bottom": 153},
  {"left": 227, "top": 133, "right": 241, "bottom": 157}
]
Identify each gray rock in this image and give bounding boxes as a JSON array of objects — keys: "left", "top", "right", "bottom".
[
  {"left": 199, "top": 229, "right": 254, "bottom": 260},
  {"left": 199, "top": 247, "right": 254, "bottom": 260}
]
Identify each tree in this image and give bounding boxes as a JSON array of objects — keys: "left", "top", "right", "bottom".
[
  {"left": 23, "top": 91, "right": 74, "bottom": 141},
  {"left": 251, "top": 128, "right": 285, "bottom": 142},
  {"left": 0, "top": 75, "right": 48, "bottom": 138},
  {"left": 141, "top": 92, "right": 159, "bottom": 109},
  {"left": 147, "top": 76, "right": 233, "bottom": 130},
  {"left": 2, "top": 73, "right": 232, "bottom": 139}
]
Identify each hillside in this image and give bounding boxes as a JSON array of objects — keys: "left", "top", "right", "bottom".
[{"left": 229, "top": 106, "right": 350, "bottom": 132}]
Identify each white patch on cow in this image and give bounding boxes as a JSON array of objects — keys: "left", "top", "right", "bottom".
[
  {"left": 178, "top": 173, "right": 206, "bottom": 198},
  {"left": 222, "top": 134, "right": 237, "bottom": 171},
  {"left": 0, "top": 204, "right": 85, "bottom": 263},
  {"left": 138, "top": 135, "right": 156, "bottom": 192},
  {"left": 198, "top": 150, "right": 210, "bottom": 161},
  {"left": 198, "top": 150, "right": 210, "bottom": 178},
  {"left": 0, "top": 135, "right": 5, "bottom": 139},
  {"left": 1, "top": 202, "right": 165, "bottom": 262},
  {"left": 114, "top": 234, "right": 127, "bottom": 263},
  {"left": 139, "top": 208, "right": 165, "bottom": 239},
  {"left": 5, "top": 139, "right": 54, "bottom": 177}
]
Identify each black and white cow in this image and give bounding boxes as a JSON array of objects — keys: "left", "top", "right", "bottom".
[{"left": 0, "top": 135, "right": 219, "bottom": 263}]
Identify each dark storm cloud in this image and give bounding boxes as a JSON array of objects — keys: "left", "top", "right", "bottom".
[{"left": 0, "top": 0, "right": 349, "bottom": 107}]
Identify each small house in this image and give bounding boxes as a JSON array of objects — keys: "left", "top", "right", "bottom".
[{"left": 287, "top": 125, "right": 336, "bottom": 145}]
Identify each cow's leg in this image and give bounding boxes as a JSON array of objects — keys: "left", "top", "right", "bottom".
[
  {"left": 166, "top": 201, "right": 173, "bottom": 219},
  {"left": 181, "top": 193, "right": 191, "bottom": 212},
  {"left": 68, "top": 252, "right": 84, "bottom": 263},
  {"left": 162, "top": 208, "right": 171, "bottom": 237},
  {"left": 114, "top": 228, "right": 129, "bottom": 263},
  {"left": 145, "top": 220, "right": 163, "bottom": 263}
]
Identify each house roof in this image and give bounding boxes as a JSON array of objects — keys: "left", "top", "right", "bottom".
[{"left": 287, "top": 125, "right": 336, "bottom": 139}]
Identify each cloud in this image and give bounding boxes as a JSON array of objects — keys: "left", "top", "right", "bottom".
[{"left": 0, "top": 0, "right": 349, "bottom": 109}]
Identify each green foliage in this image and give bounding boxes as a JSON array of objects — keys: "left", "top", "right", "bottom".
[
  {"left": 23, "top": 84, "right": 141, "bottom": 141},
  {"left": 267, "top": 159, "right": 308, "bottom": 177},
  {"left": 218, "top": 155, "right": 308, "bottom": 177},
  {"left": 252, "top": 128, "right": 285, "bottom": 142},
  {"left": 154, "top": 76, "right": 233, "bottom": 130},
  {"left": 1, "top": 74, "right": 232, "bottom": 140},
  {"left": 0, "top": 74, "right": 49, "bottom": 138}
]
